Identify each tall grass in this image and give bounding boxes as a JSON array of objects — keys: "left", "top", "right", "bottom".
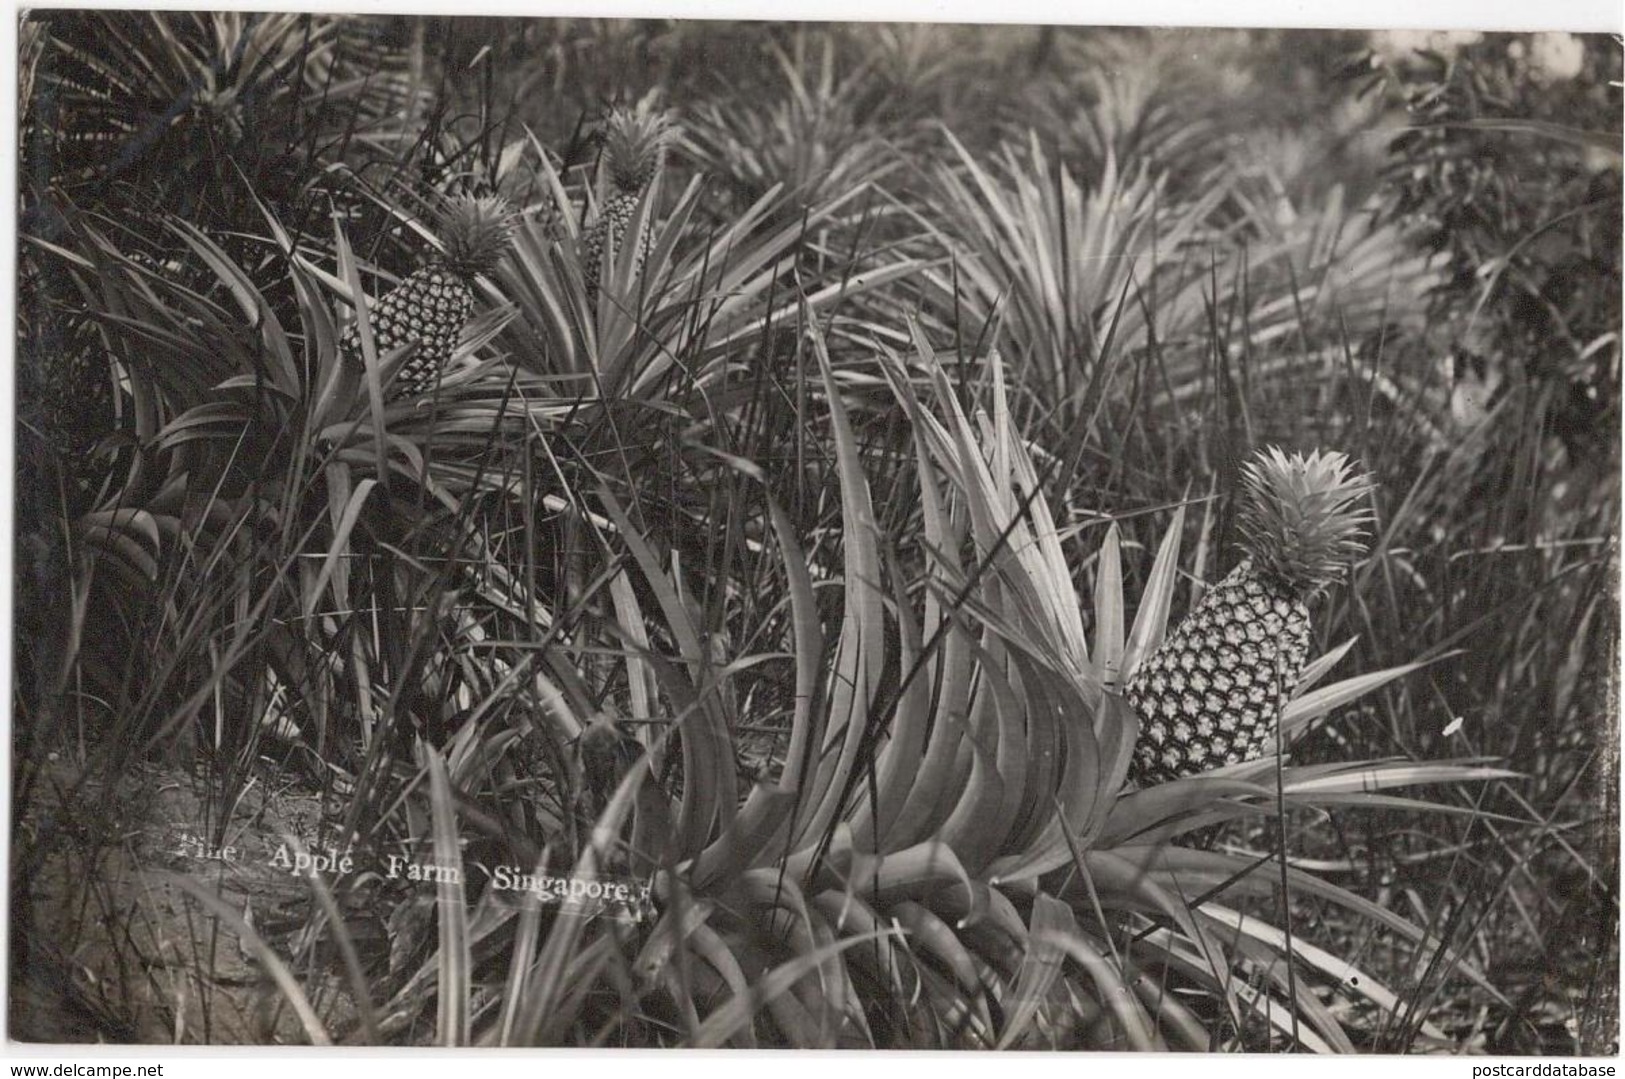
[{"left": 14, "top": 15, "right": 1617, "bottom": 1049}]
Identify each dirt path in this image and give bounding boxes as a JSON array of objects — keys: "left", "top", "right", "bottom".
[{"left": 11, "top": 753, "right": 361, "bottom": 1044}]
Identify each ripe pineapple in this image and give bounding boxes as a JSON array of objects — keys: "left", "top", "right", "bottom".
[
  {"left": 1126, "top": 447, "right": 1374, "bottom": 785},
  {"left": 341, "top": 193, "right": 515, "bottom": 397},
  {"left": 580, "top": 102, "right": 676, "bottom": 302}
]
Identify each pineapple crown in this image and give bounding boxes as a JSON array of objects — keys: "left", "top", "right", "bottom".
[
  {"left": 1235, "top": 446, "right": 1375, "bottom": 599},
  {"left": 600, "top": 100, "right": 678, "bottom": 194},
  {"left": 434, "top": 193, "right": 516, "bottom": 279}
]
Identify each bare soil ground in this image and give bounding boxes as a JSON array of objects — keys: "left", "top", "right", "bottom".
[{"left": 11, "top": 752, "right": 360, "bottom": 1044}]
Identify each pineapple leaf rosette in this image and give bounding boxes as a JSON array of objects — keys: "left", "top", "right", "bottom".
[
  {"left": 490, "top": 99, "right": 923, "bottom": 402},
  {"left": 863, "top": 335, "right": 1517, "bottom": 1046},
  {"left": 24, "top": 196, "right": 560, "bottom": 747},
  {"left": 551, "top": 327, "right": 1517, "bottom": 1049}
]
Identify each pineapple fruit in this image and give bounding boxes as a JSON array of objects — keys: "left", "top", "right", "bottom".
[
  {"left": 341, "top": 193, "right": 515, "bottom": 397},
  {"left": 1125, "top": 447, "right": 1374, "bottom": 785},
  {"left": 580, "top": 102, "right": 676, "bottom": 302}
]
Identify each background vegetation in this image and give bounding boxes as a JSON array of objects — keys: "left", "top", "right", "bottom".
[{"left": 13, "top": 15, "right": 1620, "bottom": 1051}]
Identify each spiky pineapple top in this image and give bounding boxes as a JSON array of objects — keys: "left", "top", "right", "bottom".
[
  {"left": 601, "top": 102, "right": 676, "bottom": 195},
  {"left": 435, "top": 193, "right": 516, "bottom": 279},
  {"left": 1235, "top": 447, "right": 1374, "bottom": 601}
]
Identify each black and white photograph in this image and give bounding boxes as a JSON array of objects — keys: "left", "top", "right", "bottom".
[{"left": 9, "top": 9, "right": 1622, "bottom": 1053}]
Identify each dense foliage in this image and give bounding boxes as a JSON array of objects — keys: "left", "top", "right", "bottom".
[{"left": 13, "top": 16, "right": 1620, "bottom": 1051}]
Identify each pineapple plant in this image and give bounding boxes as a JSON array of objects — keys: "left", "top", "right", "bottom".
[
  {"left": 341, "top": 193, "right": 515, "bottom": 397},
  {"left": 579, "top": 101, "right": 676, "bottom": 302},
  {"left": 21, "top": 259, "right": 115, "bottom": 503},
  {"left": 37, "top": 341, "right": 114, "bottom": 497},
  {"left": 1126, "top": 447, "right": 1375, "bottom": 785}
]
